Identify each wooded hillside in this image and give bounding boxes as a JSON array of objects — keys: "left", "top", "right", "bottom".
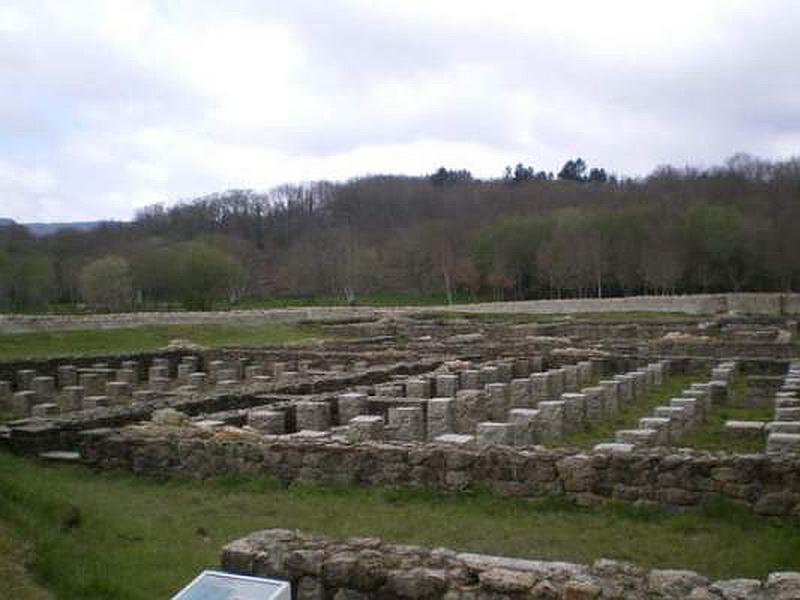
[{"left": 1, "top": 154, "right": 798, "bottom": 311}]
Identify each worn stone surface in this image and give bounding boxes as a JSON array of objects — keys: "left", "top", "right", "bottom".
[{"left": 221, "top": 529, "right": 798, "bottom": 600}]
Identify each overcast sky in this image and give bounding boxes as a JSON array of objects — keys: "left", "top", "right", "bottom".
[{"left": 1, "top": 0, "right": 799, "bottom": 222}]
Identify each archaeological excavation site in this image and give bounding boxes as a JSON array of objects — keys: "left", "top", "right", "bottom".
[{"left": 2, "top": 295, "right": 800, "bottom": 599}]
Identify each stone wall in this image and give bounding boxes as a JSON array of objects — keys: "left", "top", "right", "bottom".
[
  {"left": 78, "top": 427, "right": 800, "bottom": 515},
  {"left": 447, "top": 293, "right": 800, "bottom": 316},
  {"left": 221, "top": 529, "right": 800, "bottom": 600},
  {"left": 2, "top": 294, "right": 799, "bottom": 334}
]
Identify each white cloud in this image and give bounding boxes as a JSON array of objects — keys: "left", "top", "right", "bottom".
[{"left": 0, "top": 0, "right": 798, "bottom": 221}]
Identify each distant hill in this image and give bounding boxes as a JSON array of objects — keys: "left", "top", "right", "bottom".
[
  {"left": 22, "top": 221, "right": 105, "bottom": 237},
  {"left": 0, "top": 218, "right": 107, "bottom": 237}
]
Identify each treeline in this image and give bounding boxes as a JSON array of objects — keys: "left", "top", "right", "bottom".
[{"left": 1, "top": 154, "right": 799, "bottom": 311}]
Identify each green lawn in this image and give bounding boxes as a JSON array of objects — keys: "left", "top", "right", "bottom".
[
  {"left": 0, "top": 452, "right": 798, "bottom": 599},
  {"left": 0, "top": 525, "right": 51, "bottom": 599},
  {"left": 0, "top": 323, "right": 321, "bottom": 360},
  {"left": 558, "top": 374, "right": 699, "bottom": 449}
]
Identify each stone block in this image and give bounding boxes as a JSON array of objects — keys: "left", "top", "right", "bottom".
[
  {"left": 405, "top": 378, "right": 431, "bottom": 399},
  {"left": 388, "top": 406, "right": 425, "bottom": 442},
  {"left": 79, "top": 372, "right": 101, "bottom": 396},
  {"left": 435, "top": 374, "right": 459, "bottom": 398},
  {"left": 82, "top": 395, "right": 109, "bottom": 410},
  {"left": 248, "top": 409, "right": 286, "bottom": 434},
  {"left": 215, "top": 380, "right": 238, "bottom": 393},
  {"left": 12, "top": 391, "right": 36, "bottom": 417},
  {"left": 116, "top": 368, "right": 136, "bottom": 385},
  {"left": 631, "top": 370, "right": 649, "bottom": 399},
  {"left": 709, "top": 381, "right": 728, "bottom": 404},
  {"left": 537, "top": 401, "right": 565, "bottom": 440},
  {"left": 512, "top": 357, "right": 530, "bottom": 378},
  {"left": 132, "top": 390, "right": 156, "bottom": 403},
  {"left": 775, "top": 407, "right": 800, "bottom": 421},
  {"left": 528, "top": 355, "right": 544, "bottom": 372},
  {"left": 32, "top": 376, "right": 56, "bottom": 402},
  {"left": 509, "top": 378, "right": 531, "bottom": 408},
  {"left": 530, "top": 372, "right": 552, "bottom": 403},
  {"left": 189, "top": 372, "right": 208, "bottom": 390},
  {"left": 121, "top": 360, "right": 139, "bottom": 375},
  {"left": 434, "top": 433, "right": 475, "bottom": 447},
  {"left": 296, "top": 401, "right": 332, "bottom": 432},
  {"left": 766, "top": 433, "right": 800, "bottom": 454},
  {"left": 57, "top": 365, "right": 78, "bottom": 388},
  {"left": 0, "top": 380, "right": 11, "bottom": 412},
  {"left": 149, "top": 377, "right": 171, "bottom": 392},
  {"left": 17, "top": 369, "right": 36, "bottom": 391},
  {"left": 593, "top": 442, "right": 634, "bottom": 454},
  {"left": 459, "top": 370, "right": 481, "bottom": 390},
  {"left": 509, "top": 408, "right": 539, "bottom": 446},
  {"left": 486, "top": 383, "right": 509, "bottom": 421},
  {"left": 582, "top": 387, "right": 605, "bottom": 422},
  {"left": 496, "top": 361, "right": 513, "bottom": 383},
  {"left": 577, "top": 360, "right": 594, "bottom": 385},
  {"left": 563, "top": 365, "right": 579, "bottom": 392},
  {"left": 615, "top": 428, "right": 658, "bottom": 447},
  {"left": 475, "top": 422, "right": 514, "bottom": 448},
  {"left": 177, "top": 363, "right": 193, "bottom": 383},
  {"left": 613, "top": 374, "right": 635, "bottom": 406},
  {"left": 480, "top": 365, "right": 500, "bottom": 385},
  {"left": 776, "top": 397, "right": 800, "bottom": 409},
  {"left": 427, "top": 398, "right": 454, "bottom": 439},
  {"left": 670, "top": 398, "right": 700, "bottom": 424},
  {"left": 684, "top": 387, "right": 712, "bottom": 413},
  {"left": 766, "top": 421, "right": 800, "bottom": 435},
  {"left": 106, "top": 381, "right": 131, "bottom": 404},
  {"left": 550, "top": 368, "right": 566, "bottom": 397},
  {"left": 347, "top": 415, "right": 384, "bottom": 443},
  {"left": 560, "top": 393, "right": 586, "bottom": 435},
  {"left": 654, "top": 406, "right": 687, "bottom": 437},
  {"left": 375, "top": 383, "right": 403, "bottom": 397},
  {"left": 337, "top": 393, "right": 369, "bottom": 425},
  {"left": 681, "top": 383, "right": 714, "bottom": 414},
  {"left": 639, "top": 417, "right": 671, "bottom": 444},
  {"left": 31, "top": 402, "right": 59, "bottom": 418},
  {"left": 724, "top": 420, "right": 766, "bottom": 438},
  {"left": 216, "top": 368, "right": 238, "bottom": 383},
  {"left": 60, "top": 386, "right": 84, "bottom": 412},
  {"left": 180, "top": 355, "right": 199, "bottom": 372},
  {"left": 148, "top": 365, "right": 169, "bottom": 382},
  {"left": 597, "top": 380, "right": 620, "bottom": 416}
]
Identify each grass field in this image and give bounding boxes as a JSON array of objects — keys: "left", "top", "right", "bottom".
[
  {"left": 0, "top": 323, "right": 321, "bottom": 361},
  {"left": 0, "top": 525, "right": 51, "bottom": 599},
  {"left": 0, "top": 452, "right": 798, "bottom": 599},
  {"left": 558, "top": 374, "right": 698, "bottom": 449}
]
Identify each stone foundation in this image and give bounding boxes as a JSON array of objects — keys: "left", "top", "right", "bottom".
[
  {"left": 78, "top": 426, "right": 800, "bottom": 515},
  {"left": 221, "top": 529, "right": 800, "bottom": 600}
]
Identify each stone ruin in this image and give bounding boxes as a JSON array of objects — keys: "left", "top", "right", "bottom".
[{"left": 2, "top": 310, "right": 800, "bottom": 594}]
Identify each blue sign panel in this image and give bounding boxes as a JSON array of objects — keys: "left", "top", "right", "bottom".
[{"left": 171, "top": 570, "right": 291, "bottom": 600}]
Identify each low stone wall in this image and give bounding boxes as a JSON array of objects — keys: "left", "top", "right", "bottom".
[
  {"left": 447, "top": 293, "right": 800, "bottom": 316},
  {"left": 221, "top": 529, "right": 800, "bottom": 600},
  {"left": 0, "top": 306, "right": 387, "bottom": 334},
  {"left": 3, "top": 294, "right": 799, "bottom": 334},
  {"left": 78, "top": 427, "right": 800, "bottom": 515}
]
